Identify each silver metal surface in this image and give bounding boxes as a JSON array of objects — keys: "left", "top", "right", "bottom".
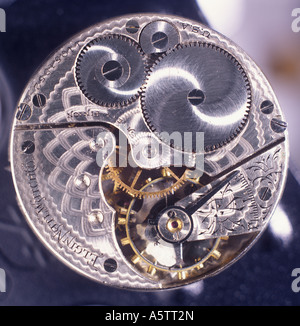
[
  {"left": 75, "top": 34, "right": 146, "bottom": 107},
  {"left": 10, "top": 13, "right": 288, "bottom": 290},
  {"left": 139, "top": 20, "right": 180, "bottom": 54},
  {"left": 142, "top": 42, "right": 251, "bottom": 152},
  {"left": 157, "top": 207, "right": 193, "bottom": 243}
]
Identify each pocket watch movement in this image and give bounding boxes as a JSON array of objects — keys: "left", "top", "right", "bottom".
[{"left": 10, "top": 14, "right": 288, "bottom": 290}]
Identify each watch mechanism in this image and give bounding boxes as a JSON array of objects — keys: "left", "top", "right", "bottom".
[{"left": 10, "top": 14, "right": 288, "bottom": 290}]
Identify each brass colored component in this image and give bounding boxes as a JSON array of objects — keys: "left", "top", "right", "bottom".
[
  {"left": 166, "top": 217, "right": 183, "bottom": 234},
  {"left": 106, "top": 164, "right": 191, "bottom": 198},
  {"left": 121, "top": 237, "right": 131, "bottom": 246}
]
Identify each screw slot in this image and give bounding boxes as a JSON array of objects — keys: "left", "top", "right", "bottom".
[
  {"left": 16, "top": 103, "right": 32, "bottom": 121},
  {"left": 258, "top": 187, "right": 272, "bottom": 201},
  {"left": 187, "top": 89, "right": 205, "bottom": 106},
  {"left": 21, "top": 140, "right": 35, "bottom": 154},
  {"left": 104, "top": 258, "right": 117, "bottom": 273},
  {"left": 33, "top": 93, "right": 46, "bottom": 108},
  {"left": 151, "top": 31, "right": 168, "bottom": 49},
  {"left": 270, "top": 118, "right": 287, "bottom": 133},
  {"left": 260, "top": 100, "right": 274, "bottom": 114},
  {"left": 102, "top": 60, "right": 123, "bottom": 81},
  {"left": 126, "top": 20, "right": 139, "bottom": 34}
]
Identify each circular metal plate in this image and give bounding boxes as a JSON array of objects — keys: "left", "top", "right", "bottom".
[{"left": 10, "top": 13, "right": 288, "bottom": 290}]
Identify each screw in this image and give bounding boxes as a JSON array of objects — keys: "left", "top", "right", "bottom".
[
  {"left": 258, "top": 186, "right": 272, "bottom": 201},
  {"left": 126, "top": 20, "right": 139, "bottom": 34},
  {"left": 102, "top": 60, "right": 123, "bottom": 81},
  {"left": 74, "top": 174, "right": 91, "bottom": 190},
  {"left": 88, "top": 211, "right": 104, "bottom": 224},
  {"left": 270, "top": 118, "right": 287, "bottom": 133},
  {"left": 21, "top": 140, "right": 35, "bottom": 154},
  {"left": 16, "top": 103, "right": 32, "bottom": 121},
  {"left": 260, "top": 100, "right": 274, "bottom": 114},
  {"left": 89, "top": 137, "right": 105, "bottom": 152},
  {"left": 32, "top": 93, "right": 46, "bottom": 108},
  {"left": 167, "top": 210, "right": 177, "bottom": 219},
  {"left": 104, "top": 258, "right": 117, "bottom": 273},
  {"left": 187, "top": 89, "right": 205, "bottom": 106},
  {"left": 151, "top": 31, "right": 168, "bottom": 49}
]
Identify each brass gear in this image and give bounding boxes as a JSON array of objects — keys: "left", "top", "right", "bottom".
[{"left": 106, "top": 164, "right": 192, "bottom": 199}]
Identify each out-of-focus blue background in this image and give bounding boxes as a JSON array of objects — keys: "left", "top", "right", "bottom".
[{"left": 0, "top": 0, "right": 300, "bottom": 306}]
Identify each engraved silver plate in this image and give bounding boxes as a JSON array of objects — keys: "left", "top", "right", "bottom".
[{"left": 10, "top": 14, "right": 288, "bottom": 290}]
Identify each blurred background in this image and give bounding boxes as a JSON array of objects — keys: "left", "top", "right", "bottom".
[{"left": 0, "top": 0, "right": 300, "bottom": 306}]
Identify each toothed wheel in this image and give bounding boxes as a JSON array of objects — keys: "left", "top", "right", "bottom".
[
  {"left": 141, "top": 42, "right": 252, "bottom": 152},
  {"left": 75, "top": 34, "right": 147, "bottom": 107},
  {"left": 106, "top": 162, "right": 191, "bottom": 199}
]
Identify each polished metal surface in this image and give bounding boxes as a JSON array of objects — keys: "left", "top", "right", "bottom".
[
  {"left": 139, "top": 20, "right": 180, "bottom": 54},
  {"left": 10, "top": 13, "right": 288, "bottom": 290},
  {"left": 142, "top": 42, "right": 251, "bottom": 152},
  {"left": 76, "top": 34, "right": 146, "bottom": 107},
  {"left": 156, "top": 206, "right": 193, "bottom": 243}
]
